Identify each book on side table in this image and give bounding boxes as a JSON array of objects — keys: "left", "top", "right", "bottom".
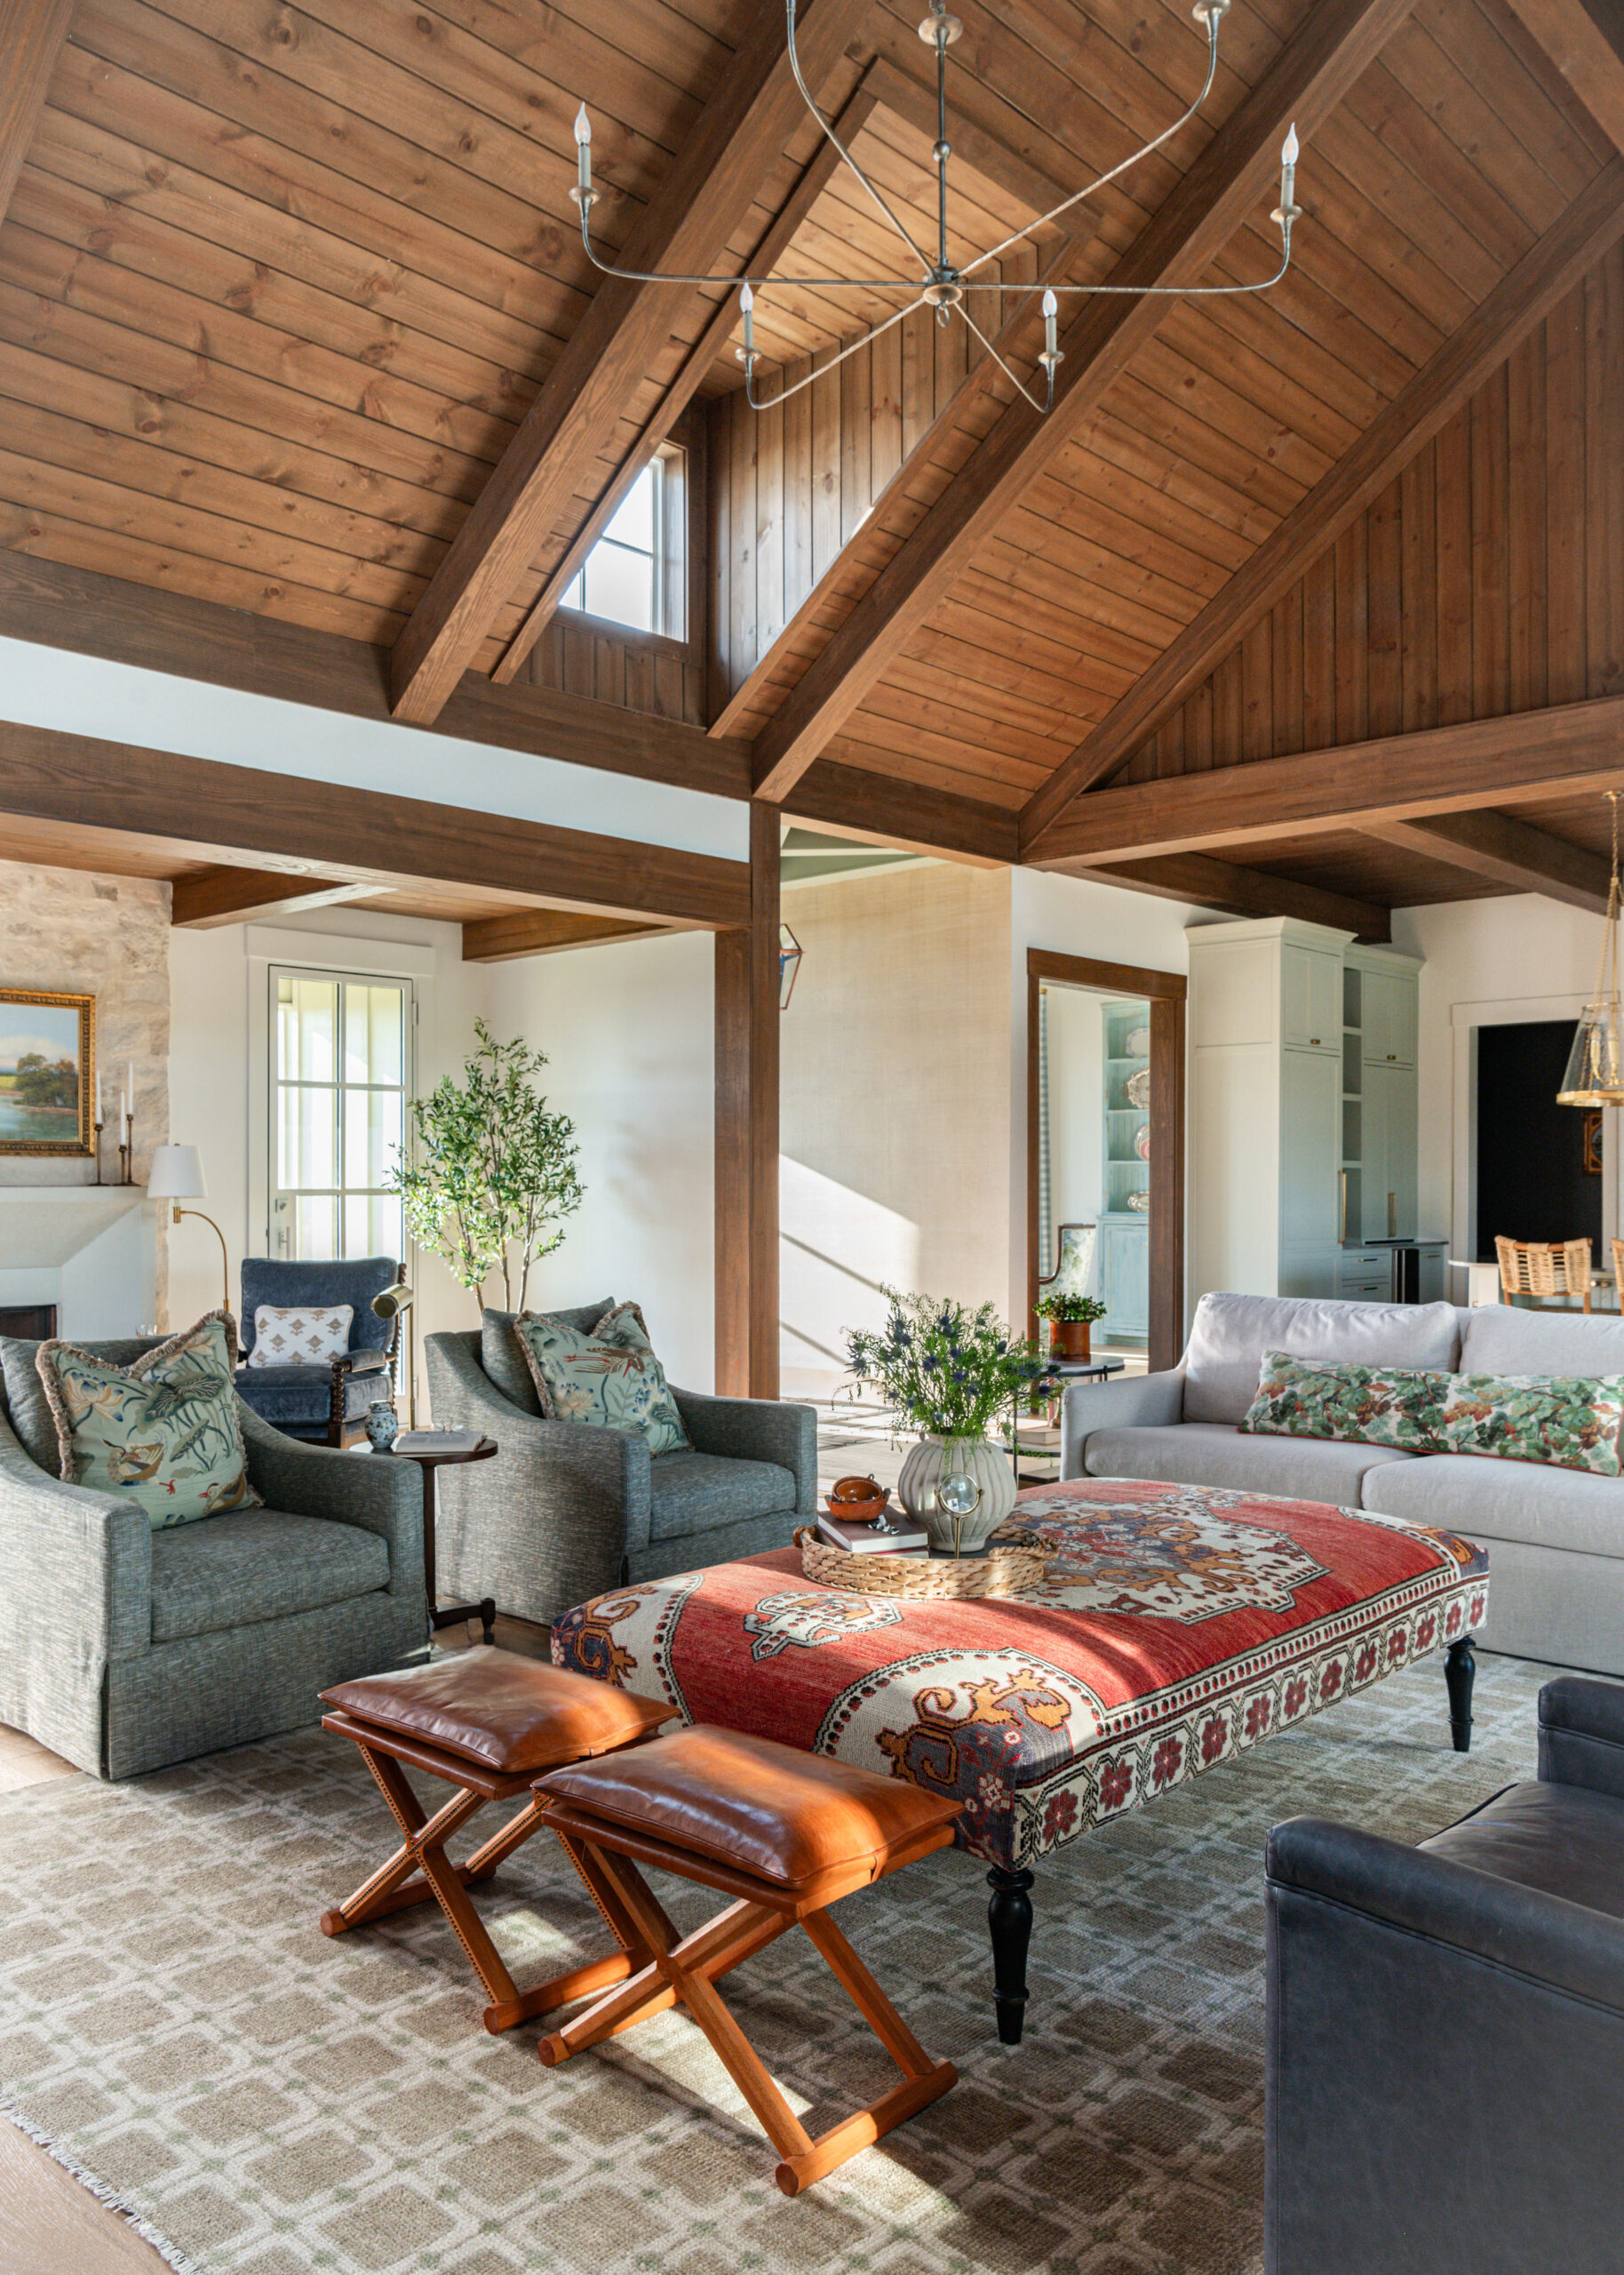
[
  {"left": 816, "top": 1511, "right": 929, "bottom": 1555},
  {"left": 390, "top": 1429, "right": 485, "bottom": 1457}
]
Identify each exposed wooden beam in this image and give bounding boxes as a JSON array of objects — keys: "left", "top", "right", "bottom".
[
  {"left": 0, "top": 720, "right": 750, "bottom": 927},
  {"left": 786, "top": 758, "right": 1017, "bottom": 865},
  {"left": 1023, "top": 154, "right": 1624, "bottom": 850},
  {"left": 1362, "top": 810, "right": 1614, "bottom": 913},
  {"left": 1082, "top": 853, "right": 1391, "bottom": 941},
  {"left": 745, "top": 0, "right": 1418, "bottom": 802},
  {"left": 714, "top": 803, "right": 781, "bottom": 1399},
  {"left": 491, "top": 74, "right": 880, "bottom": 688},
  {"left": 1024, "top": 698, "right": 1624, "bottom": 866},
  {"left": 717, "top": 228, "right": 1094, "bottom": 752},
  {"left": 0, "top": 0, "right": 75, "bottom": 227},
  {"left": 1502, "top": 0, "right": 1624, "bottom": 151},
  {"left": 461, "top": 910, "right": 678, "bottom": 961},
  {"left": 862, "top": 55, "right": 1082, "bottom": 223},
  {"left": 389, "top": 0, "right": 866, "bottom": 726},
  {"left": 170, "top": 866, "right": 374, "bottom": 927}
]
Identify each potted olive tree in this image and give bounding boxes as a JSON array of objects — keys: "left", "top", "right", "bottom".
[
  {"left": 387, "top": 1022, "right": 584, "bottom": 1318},
  {"left": 1034, "top": 1290, "right": 1109, "bottom": 1361}
]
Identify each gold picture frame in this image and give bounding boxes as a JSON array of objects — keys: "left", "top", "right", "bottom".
[{"left": 0, "top": 988, "right": 96, "bottom": 1157}]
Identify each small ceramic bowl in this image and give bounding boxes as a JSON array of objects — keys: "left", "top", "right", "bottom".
[{"left": 824, "top": 1474, "right": 892, "bottom": 1525}]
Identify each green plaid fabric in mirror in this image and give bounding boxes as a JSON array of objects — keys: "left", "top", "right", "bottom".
[
  {"left": 36, "top": 1309, "right": 262, "bottom": 1527},
  {"left": 515, "top": 1300, "right": 690, "bottom": 1455}
]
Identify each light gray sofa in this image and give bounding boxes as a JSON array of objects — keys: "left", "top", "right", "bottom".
[
  {"left": 0, "top": 1332, "right": 426, "bottom": 1780},
  {"left": 423, "top": 1305, "right": 817, "bottom": 1629},
  {"left": 1062, "top": 1291, "right": 1624, "bottom": 1678}
]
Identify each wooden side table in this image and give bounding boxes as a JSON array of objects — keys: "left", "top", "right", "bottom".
[{"left": 377, "top": 1433, "right": 498, "bottom": 1647}]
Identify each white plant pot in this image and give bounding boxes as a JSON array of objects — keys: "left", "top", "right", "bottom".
[{"left": 896, "top": 1433, "right": 1017, "bottom": 1554}]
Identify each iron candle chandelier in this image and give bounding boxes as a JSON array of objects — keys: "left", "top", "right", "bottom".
[{"left": 570, "top": 0, "right": 1302, "bottom": 413}]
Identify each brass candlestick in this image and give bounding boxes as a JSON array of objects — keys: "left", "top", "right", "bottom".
[
  {"left": 92, "top": 1118, "right": 104, "bottom": 1185},
  {"left": 121, "top": 1109, "right": 135, "bottom": 1185}
]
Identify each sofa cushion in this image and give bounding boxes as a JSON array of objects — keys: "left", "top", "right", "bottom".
[
  {"left": 1435, "top": 1370, "right": 1624, "bottom": 1476},
  {"left": 1241, "top": 1351, "right": 1450, "bottom": 1452},
  {"left": 516, "top": 1307, "right": 690, "bottom": 1455},
  {"left": 481, "top": 1302, "right": 611, "bottom": 1417},
  {"left": 1085, "top": 1419, "right": 1416, "bottom": 1504},
  {"left": 1361, "top": 1453, "right": 1624, "bottom": 1561},
  {"left": 1182, "top": 1293, "right": 1461, "bottom": 1425},
  {"left": 149, "top": 1509, "right": 390, "bottom": 1642},
  {"left": 235, "top": 1353, "right": 389, "bottom": 1430},
  {"left": 1461, "top": 1304, "right": 1624, "bottom": 1378},
  {"left": 1421, "top": 1779, "right": 1624, "bottom": 1920},
  {"left": 649, "top": 1449, "right": 798, "bottom": 1542}
]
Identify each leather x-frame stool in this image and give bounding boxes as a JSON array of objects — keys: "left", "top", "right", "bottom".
[
  {"left": 317, "top": 1648, "right": 676, "bottom": 2032},
  {"left": 532, "top": 1723, "right": 963, "bottom": 2194}
]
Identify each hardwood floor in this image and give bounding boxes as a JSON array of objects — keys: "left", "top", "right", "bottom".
[{"left": 0, "top": 1721, "right": 171, "bottom": 2273}]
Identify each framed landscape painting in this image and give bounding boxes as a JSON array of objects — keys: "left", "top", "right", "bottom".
[{"left": 0, "top": 989, "right": 95, "bottom": 1158}]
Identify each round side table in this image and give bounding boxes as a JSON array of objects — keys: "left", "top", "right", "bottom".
[{"left": 377, "top": 1433, "right": 499, "bottom": 1648}]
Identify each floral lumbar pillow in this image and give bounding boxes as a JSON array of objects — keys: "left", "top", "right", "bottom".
[
  {"left": 247, "top": 1304, "right": 354, "bottom": 1369},
  {"left": 36, "top": 1311, "right": 262, "bottom": 1529},
  {"left": 1239, "top": 1351, "right": 1450, "bottom": 1452},
  {"left": 1433, "top": 1371, "right": 1624, "bottom": 1477},
  {"left": 514, "top": 1302, "right": 690, "bottom": 1456}
]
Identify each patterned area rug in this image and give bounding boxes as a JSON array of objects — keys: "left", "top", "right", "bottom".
[{"left": 0, "top": 1649, "right": 1548, "bottom": 2275}]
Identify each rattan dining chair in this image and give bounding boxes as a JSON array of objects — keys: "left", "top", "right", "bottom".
[{"left": 1495, "top": 1235, "right": 1594, "bottom": 1313}]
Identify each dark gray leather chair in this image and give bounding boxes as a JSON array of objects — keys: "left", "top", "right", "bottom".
[{"left": 1265, "top": 1674, "right": 1624, "bottom": 2275}]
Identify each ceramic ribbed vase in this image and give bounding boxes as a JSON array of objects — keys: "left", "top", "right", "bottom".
[{"left": 896, "top": 1433, "right": 1017, "bottom": 1554}]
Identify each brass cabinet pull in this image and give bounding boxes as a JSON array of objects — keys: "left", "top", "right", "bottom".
[{"left": 1340, "top": 1169, "right": 1349, "bottom": 1244}]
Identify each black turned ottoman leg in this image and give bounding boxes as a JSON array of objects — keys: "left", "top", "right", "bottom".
[
  {"left": 987, "top": 1864, "right": 1034, "bottom": 2046},
  {"left": 1445, "top": 1634, "right": 1476, "bottom": 1752}
]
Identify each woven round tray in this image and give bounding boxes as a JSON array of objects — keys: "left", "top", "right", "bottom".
[{"left": 794, "top": 1526, "right": 1049, "bottom": 1600}]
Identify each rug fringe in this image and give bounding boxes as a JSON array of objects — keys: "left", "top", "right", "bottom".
[{"left": 0, "top": 2097, "right": 206, "bottom": 2275}]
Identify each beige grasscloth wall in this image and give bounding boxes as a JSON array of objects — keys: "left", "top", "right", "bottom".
[{"left": 780, "top": 862, "right": 1013, "bottom": 1400}]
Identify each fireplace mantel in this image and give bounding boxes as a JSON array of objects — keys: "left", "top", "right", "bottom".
[{"left": 0, "top": 1186, "right": 155, "bottom": 1337}]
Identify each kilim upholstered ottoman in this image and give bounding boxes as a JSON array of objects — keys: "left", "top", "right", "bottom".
[{"left": 553, "top": 1476, "right": 1490, "bottom": 2042}]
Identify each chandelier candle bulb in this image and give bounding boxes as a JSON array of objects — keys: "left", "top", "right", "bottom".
[
  {"left": 573, "top": 104, "right": 591, "bottom": 202},
  {"left": 1042, "top": 288, "right": 1058, "bottom": 368},
  {"left": 741, "top": 281, "right": 755, "bottom": 357}
]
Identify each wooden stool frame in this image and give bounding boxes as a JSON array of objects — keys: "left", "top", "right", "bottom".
[
  {"left": 535, "top": 1795, "right": 959, "bottom": 2196},
  {"left": 320, "top": 1707, "right": 650, "bottom": 2032}
]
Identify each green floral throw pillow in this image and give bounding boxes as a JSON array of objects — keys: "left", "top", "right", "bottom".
[
  {"left": 1434, "top": 1371, "right": 1624, "bottom": 1476},
  {"left": 1239, "top": 1351, "right": 1452, "bottom": 1451},
  {"left": 36, "top": 1311, "right": 261, "bottom": 1529},
  {"left": 515, "top": 1302, "right": 690, "bottom": 1456}
]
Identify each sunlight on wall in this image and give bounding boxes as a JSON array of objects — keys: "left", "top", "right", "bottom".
[{"left": 780, "top": 1156, "right": 919, "bottom": 1398}]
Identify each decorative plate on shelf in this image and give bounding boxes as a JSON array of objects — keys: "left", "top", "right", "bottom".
[
  {"left": 1125, "top": 1066, "right": 1151, "bottom": 1109},
  {"left": 1127, "top": 1188, "right": 1151, "bottom": 1213},
  {"left": 1134, "top": 1123, "right": 1151, "bottom": 1160},
  {"left": 1124, "top": 1026, "right": 1150, "bottom": 1058}
]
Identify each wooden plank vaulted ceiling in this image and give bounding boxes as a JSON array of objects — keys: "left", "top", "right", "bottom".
[{"left": 2, "top": 0, "right": 1624, "bottom": 936}]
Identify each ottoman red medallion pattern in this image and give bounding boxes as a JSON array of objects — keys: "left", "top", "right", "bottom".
[{"left": 552, "top": 1479, "right": 1489, "bottom": 1870}]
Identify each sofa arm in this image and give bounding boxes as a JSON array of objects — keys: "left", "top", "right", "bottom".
[
  {"left": 425, "top": 1331, "right": 650, "bottom": 1619},
  {"left": 1267, "top": 1814, "right": 1624, "bottom": 2015},
  {"left": 1539, "top": 1676, "right": 1624, "bottom": 1800},
  {"left": 236, "top": 1401, "right": 423, "bottom": 1596},
  {"left": 672, "top": 1389, "right": 817, "bottom": 1514},
  {"left": 0, "top": 1415, "right": 151, "bottom": 1660},
  {"left": 1060, "top": 1367, "right": 1184, "bottom": 1479}
]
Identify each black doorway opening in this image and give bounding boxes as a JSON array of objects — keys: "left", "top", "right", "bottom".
[{"left": 1476, "top": 1019, "right": 1602, "bottom": 1262}]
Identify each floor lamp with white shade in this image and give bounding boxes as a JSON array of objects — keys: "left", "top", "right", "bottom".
[{"left": 147, "top": 1145, "right": 231, "bottom": 1319}]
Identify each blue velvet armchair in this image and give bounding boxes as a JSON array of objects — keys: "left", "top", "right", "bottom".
[{"left": 235, "top": 1257, "right": 403, "bottom": 1446}]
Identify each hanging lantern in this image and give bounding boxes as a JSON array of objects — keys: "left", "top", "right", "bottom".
[
  {"left": 1558, "top": 791, "right": 1624, "bottom": 1106},
  {"left": 778, "top": 922, "right": 803, "bottom": 1010}
]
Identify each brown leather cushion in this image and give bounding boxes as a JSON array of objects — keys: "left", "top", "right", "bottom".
[
  {"left": 321, "top": 1648, "right": 675, "bottom": 1774},
  {"left": 534, "top": 1724, "right": 962, "bottom": 1888}
]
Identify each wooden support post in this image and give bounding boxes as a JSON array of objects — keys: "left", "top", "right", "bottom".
[{"left": 714, "top": 802, "right": 781, "bottom": 1398}]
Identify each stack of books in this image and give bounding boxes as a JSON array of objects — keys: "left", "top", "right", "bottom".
[{"left": 816, "top": 1509, "right": 928, "bottom": 1555}]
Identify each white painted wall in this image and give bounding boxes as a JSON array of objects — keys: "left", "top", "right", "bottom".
[
  {"left": 1392, "top": 893, "right": 1615, "bottom": 1289},
  {"left": 484, "top": 930, "right": 716, "bottom": 1392}
]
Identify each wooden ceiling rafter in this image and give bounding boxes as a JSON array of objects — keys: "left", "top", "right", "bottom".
[
  {"left": 1022, "top": 146, "right": 1624, "bottom": 850},
  {"left": 1081, "top": 852, "right": 1391, "bottom": 941},
  {"left": 0, "top": 0, "right": 75, "bottom": 227},
  {"left": 1501, "top": 0, "right": 1624, "bottom": 153},
  {"left": 490, "top": 69, "right": 884, "bottom": 688},
  {"left": 743, "top": 0, "right": 1422, "bottom": 805},
  {"left": 460, "top": 910, "right": 680, "bottom": 961},
  {"left": 170, "top": 866, "right": 377, "bottom": 926},
  {"left": 1361, "top": 808, "right": 1615, "bottom": 912},
  {"left": 1027, "top": 693, "right": 1624, "bottom": 866},
  {"left": 387, "top": 0, "right": 868, "bottom": 726}
]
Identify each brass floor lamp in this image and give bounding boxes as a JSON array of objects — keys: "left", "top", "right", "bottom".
[{"left": 147, "top": 1144, "right": 231, "bottom": 1319}]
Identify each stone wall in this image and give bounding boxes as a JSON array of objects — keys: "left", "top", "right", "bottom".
[{"left": 0, "top": 862, "right": 171, "bottom": 1318}]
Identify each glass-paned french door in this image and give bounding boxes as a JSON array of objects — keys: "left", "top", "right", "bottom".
[{"left": 271, "top": 968, "right": 411, "bottom": 1261}]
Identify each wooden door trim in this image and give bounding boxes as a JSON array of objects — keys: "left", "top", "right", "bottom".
[{"left": 1026, "top": 948, "right": 1187, "bottom": 1375}]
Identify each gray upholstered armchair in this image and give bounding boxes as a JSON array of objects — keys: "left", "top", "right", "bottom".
[
  {"left": 235, "top": 1256, "right": 403, "bottom": 1446},
  {"left": 424, "top": 1304, "right": 817, "bottom": 1628},
  {"left": 0, "top": 1333, "right": 426, "bottom": 1778}
]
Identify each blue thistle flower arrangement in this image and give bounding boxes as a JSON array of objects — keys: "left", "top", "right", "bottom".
[{"left": 844, "top": 1287, "right": 1045, "bottom": 1441}]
